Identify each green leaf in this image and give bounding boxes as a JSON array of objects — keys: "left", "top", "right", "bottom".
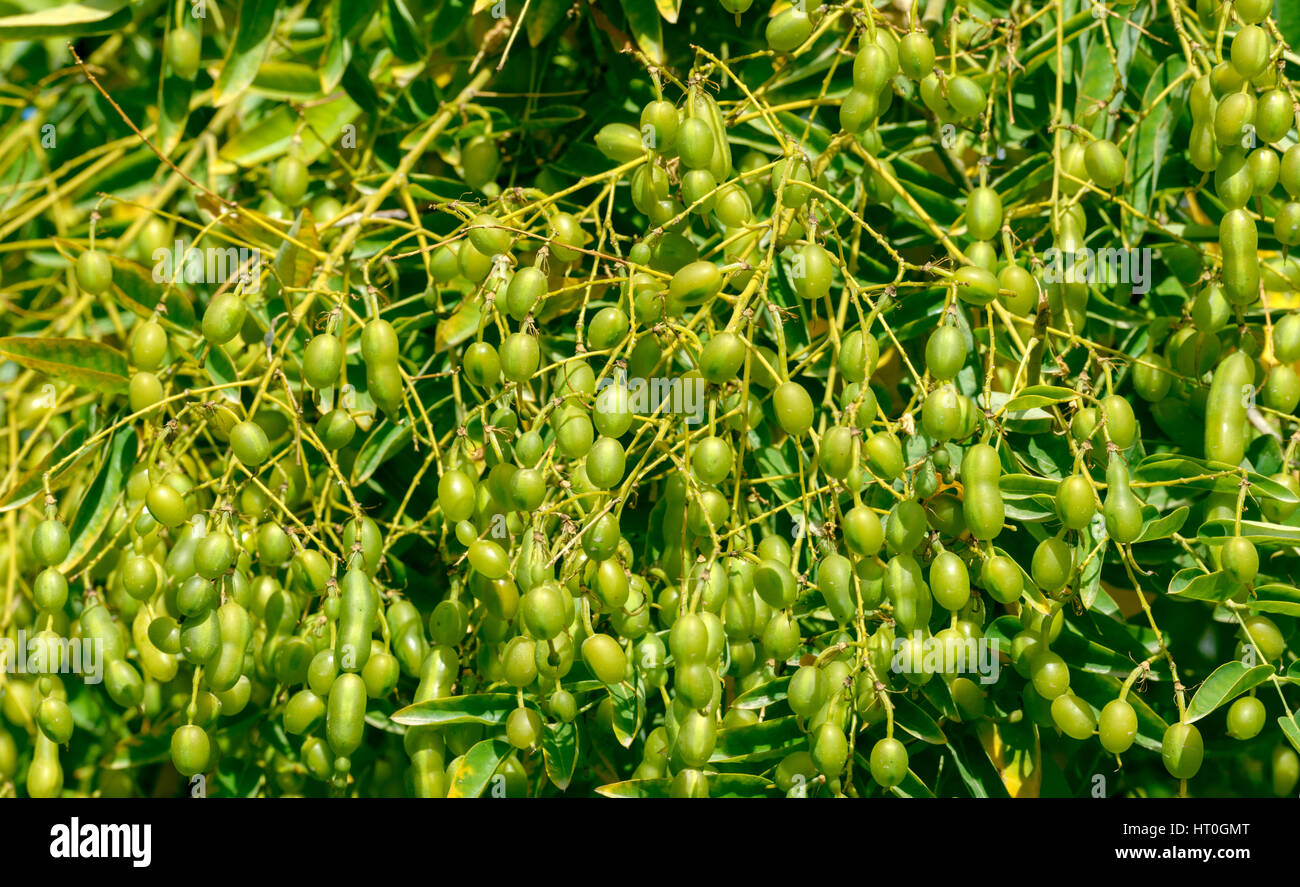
[
  {"left": 1124, "top": 57, "right": 1186, "bottom": 242},
  {"left": 0, "top": 0, "right": 132, "bottom": 38},
  {"left": 619, "top": 0, "right": 664, "bottom": 64},
  {"left": 219, "top": 96, "right": 360, "bottom": 168},
  {"left": 608, "top": 682, "right": 643, "bottom": 748},
  {"left": 272, "top": 210, "right": 321, "bottom": 291},
  {"left": 521, "top": 105, "right": 588, "bottom": 131},
  {"left": 1134, "top": 454, "right": 1299, "bottom": 505},
  {"left": 351, "top": 420, "right": 414, "bottom": 485},
  {"left": 542, "top": 719, "right": 579, "bottom": 790},
  {"left": 382, "top": 0, "right": 425, "bottom": 61},
  {"left": 1185, "top": 662, "right": 1275, "bottom": 724},
  {"left": 1078, "top": 516, "right": 1107, "bottom": 609},
  {"left": 320, "top": 0, "right": 350, "bottom": 93},
  {"left": 390, "top": 693, "right": 518, "bottom": 726},
  {"left": 395, "top": 173, "right": 481, "bottom": 202},
  {"left": 732, "top": 675, "right": 790, "bottom": 710},
  {"left": 340, "top": 50, "right": 383, "bottom": 111},
  {"left": 892, "top": 694, "right": 947, "bottom": 744},
  {"left": 213, "top": 0, "right": 281, "bottom": 107},
  {"left": 1001, "top": 385, "right": 1076, "bottom": 412},
  {"left": 429, "top": 0, "right": 470, "bottom": 48},
  {"left": 434, "top": 298, "right": 483, "bottom": 353},
  {"left": 595, "top": 773, "right": 774, "bottom": 798},
  {"left": 653, "top": 0, "right": 681, "bottom": 23},
  {"left": 364, "top": 704, "right": 405, "bottom": 735},
  {"left": 1197, "top": 519, "right": 1300, "bottom": 546},
  {"left": 102, "top": 251, "right": 197, "bottom": 330},
  {"left": 710, "top": 716, "right": 802, "bottom": 763},
  {"left": 1135, "top": 505, "right": 1188, "bottom": 543},
  {"left": 1278, "top": 716, "right": 1300, "bottom": 757},
  {"left": 1167, "top": 568, "right": 1237, "bottom": 603},
  {"left": 944, "top": 732, "right": 1012, "bottom": 799},
  {"left": 250, "top": 61, "right": 325, "bottom": 98},
  {"left": 1074, "top": 31, "right": 1118, "bottom": 138},
  {"left": 446, "top": 738, "right": 512, "bottom": 797},
  {"left": 1277, "top": 1, "right": 1300, "bottom": 58},
  {"left": 891, "top": 767, "right": 937, "bottom": 798},
  {"left": 204, "top": 341, "right": 242, "bottom": 396},
  {"left": 0, "top": 422, "right": 88, "bottom": 512},
  {"left": 1249, "top": 584, "right": 1300, "bottom": 618},
  {"left": 61, "top": 427, "right": 135, "bottom": 573},
  {"left": 0, "top": 336, "right": 128, "bottom": 394},
  {"left": 158, "top": 16, "right": 201, "bottom": 154},
  {"left": 1054, "top": 619, "right": 1153, "bottom": 676},
  {"left": 527, "top": 0, "right": 570, "bottom": 45},
  {"left": 999, "top": 474, "right": 1061, "bottom": 497}
]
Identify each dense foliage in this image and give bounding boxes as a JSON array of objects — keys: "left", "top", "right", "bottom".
[{"left": 1, "top": 0, "right": 1300, "bottom": 798}]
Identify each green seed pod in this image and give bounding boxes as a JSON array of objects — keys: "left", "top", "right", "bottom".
[
  {"left": 230, "top": 420, "right": 271, "bottom": 467},
  {"left": 1161, "top": 722, "right": 1204, "bottom": 780},
  {"left": 1274, "top": 202, "right": 1300, "bottom": 246},
  {"left": 75, "top": 249, "right": 113, "bottom": 294},
  {"left": 766, "top": 7, "right": 812, "bottom": 52},
  {"left": 669, "top": 260, "right": 722, "bottom": 306},
  {"left": 965, "top": 186, "right": 1003, "bottom": 241},
  {"left": 303, "top": 334, "right": 344, "bottom": 389},
  {"left": 1103, "top": 457, "right": 1144, "bottom": 544},
  {"left": 1215, "top": 148, "right": 1253, "bottom": 209},
  {"left": 930, "top": 550, "right": 970, "bottom": 611},
  {"left": 1219, "top": 208, "right": 1260, "bottom": 306},
  {"left": 594, "top": 123, "right": 646, "bottom": 162},
  {"left": 462, "top": 134, "right": 501, "bottom": 189},
  {"left": 1248, "top": 147, "right": 1279, "bottom": 196},
  {"left": 953, "top": 265, "right": 999, "bottom": 306},
  {"left": 1084, "top": 139, "right": 1125, "bottom": 189},
  {"left": 837, "top": 329, "right": 878, "bottom": 383},
  {"left": 326, "top": 672, "right": 367, "bottom": 756},
  {"left": 166, "top": 27, "right": 200, "bottom": 79},
  {"left": 1214, "top": 92, "right": 1257, "bottom": 150},
  {"left": 946, "top": 75, "right": 986, "bottom": 119},
  {"left": 201, "top": 293, "right": 247, "bottom": 345},
  {"left": 1204, "top": 350, "right": 1254, "bottom": 466},
  {"left": 898, "top": 31, "right": 935, "bottom": 80},
  {"left": 171, "top": 725, "right": 211, "bottom": 777},
  {"left": 129, "top": 320, "right": 168, "bottom": 371},
  {"left": 1255, "top": 89, "right": 1294, "bottom": 144},
  {"left": 1189, "top": 118, "right": 1220, "bottom": 173},
  {"left": 1229, "top": 25, "right": 1270, "bottom": 80},
  {"left": 270, "top": 156, "right": 308, "bottom": 207}
]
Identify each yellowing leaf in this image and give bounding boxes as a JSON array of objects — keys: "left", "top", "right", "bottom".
[{"left": 0, "top": 337, "right": 128, "bottom": 394}]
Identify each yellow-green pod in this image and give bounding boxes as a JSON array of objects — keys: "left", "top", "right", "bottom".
[
  {"left": 1103, "top": 457, "right": 1144, "bottom": 544},
  {"left": 415, "top": 644, "right": 460, "bottom": 703},
  {"left": 79, "top": 603, "right": 127, "bottom": 662},
  {"left": 326, "top": 672, "right": 367, "bottom": 756},
  {"left": 687, "top": 85, "right": 732, "bottom": 183},
  {"left": 1204, "top": 351, "right": 1254, "bottom": 465},
  {"left": 336, "top": 569, "right": 377, "bottom": 672},
  {"left": 207, "top": 600, "right": 252, "bottom": 692},
  {"left": 179, "top": 607, "right": 223, "bottom": 666},
  {"left": 132, "top": 607, "right": 179, "bottom": 683},
  {"left": 1220, "top": 209, "right": 1260, "bottom": 306},
  {"left": 26, "top": 733, "right": 62, "bottom": 798}
]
